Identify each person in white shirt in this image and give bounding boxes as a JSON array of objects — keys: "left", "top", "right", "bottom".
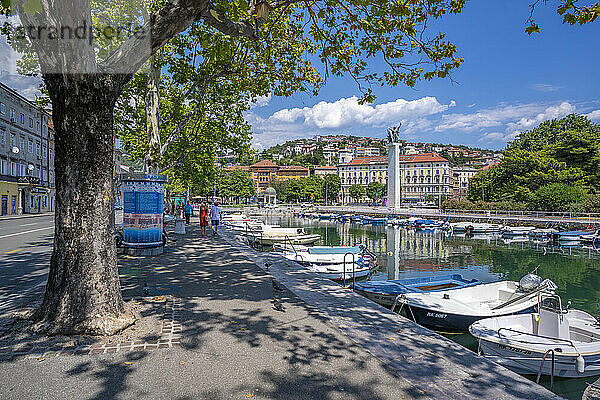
[{"left": 210, "top": 202, "right": 221, "bottom": 235}]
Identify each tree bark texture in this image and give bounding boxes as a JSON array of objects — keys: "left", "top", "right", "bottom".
[{"left": 34, "top": 74, "right": 135, "bottom": 335}]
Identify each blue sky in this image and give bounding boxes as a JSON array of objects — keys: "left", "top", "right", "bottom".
[
  {"left": 1, "top": 2, "right": 599, "bottom": 151},
  {"left": 247, "top": 1, "right": 600, "bottom": 151}
]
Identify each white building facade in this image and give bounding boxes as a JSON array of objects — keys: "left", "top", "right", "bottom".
[{"left": 338, "top": 153, "right": 451, "bottom": 205}]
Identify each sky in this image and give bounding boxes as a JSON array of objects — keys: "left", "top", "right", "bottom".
[
  {"left": 246, "top": 1, "right": 600, "bottom": 151},
  {"left": 1, "top": 1, "right": 599, "bottom": 151}
]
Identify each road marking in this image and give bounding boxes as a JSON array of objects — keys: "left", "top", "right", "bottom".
[
  {"left": 5, "top": 248, "right": 23, "bottom": 254},
  {"left": 0, "top": 226, "right": 54, "bottom": 240},
  {"left": 21, "top": 222, "right": 41, "bottom": 227}
]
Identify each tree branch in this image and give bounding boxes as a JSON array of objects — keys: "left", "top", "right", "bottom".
[{"left": 100, "top": 0, "right": 259, "bottom": 74}]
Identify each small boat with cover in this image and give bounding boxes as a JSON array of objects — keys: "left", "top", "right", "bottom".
[
  {"left": 353, "top": 274, "right": 480, "bottom": 307},
  {"left": 393, "top": 274, "right": 557, "bottom": 331}
]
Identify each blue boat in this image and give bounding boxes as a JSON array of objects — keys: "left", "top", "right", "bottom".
[
  {"left": 556, "top": 230, "right": 591, "bottom": 245},
  {"left": 353, "top": 274, "right": 480, "bottom": 307}
]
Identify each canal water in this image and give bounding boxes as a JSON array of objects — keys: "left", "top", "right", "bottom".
[{"left": 259, "top": 214, "right": 600, "bottom": 399}]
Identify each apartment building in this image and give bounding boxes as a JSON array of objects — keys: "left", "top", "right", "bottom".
[
  {"left": 0, "top": 83, "right": 54, "bottom": 215},
  {"left": 337, "top": 153, "right": 451, "bottom": 204},
  {"left": 451, "top": 166, "right": 478, "bottom": 200},
  {"left": 313, "top": 165, "right": 337, "bottom": 176}
]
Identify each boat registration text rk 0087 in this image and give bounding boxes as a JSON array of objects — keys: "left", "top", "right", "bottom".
[
  {"left": 498, "top": 343, "right": 533, "bottom": 355},
  {"left": 426, "top": 312, "right": 447, "bottom": 319}
]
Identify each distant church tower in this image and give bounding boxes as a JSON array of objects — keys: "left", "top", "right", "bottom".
[{"left": 386, "top": 125, "right": 402, "bottom": 210}]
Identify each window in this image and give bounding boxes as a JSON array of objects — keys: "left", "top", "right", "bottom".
[
  {"left": 28, "top": 139, "right": 33, "bottom": 153},
  {"left": 42, "top": 145, "right": 47, "bottom": 158},
  {"left": 10, "top": 108, "right": 16, "bottom": 121},
  {"left": 0, "top": 128, "right": 4, "bottom": 145},
  {"left": 36, "top": 141, "right": 40, "bottom": 156},
  {"left": 20, "top": 113, "right": 24, "bottom": 124},
  {"left": 10, "top": 133, "right": 15, "bottom": 147},
  {"left": 0, "top": 102, "right": 5, "bottom": 114},
  {"left": 36, "top": 121, "right": 40, "bottom": 132},
  {"left": 0, "top": 158, "right": 5, "bottom": 175},
  {"left": 20, "top": 137, "right": 25, "bottom": 151},
  {"left": 29, "top": 118, "right": 33, "bottom": 128}
]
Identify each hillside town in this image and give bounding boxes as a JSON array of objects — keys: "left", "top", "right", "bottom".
[{"left": 222, "top": 134, "right": 504, "bottom": 205}]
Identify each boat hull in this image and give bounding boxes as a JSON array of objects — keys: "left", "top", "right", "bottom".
[
  {"left": 477, "top": 339, "right": 600, "bottom": 378},
  {"left": 401, "top": 304, "right": 537, "bottom": 331},
  {"left": 258, "top": 234, "right": 321, "bottom": 245}
]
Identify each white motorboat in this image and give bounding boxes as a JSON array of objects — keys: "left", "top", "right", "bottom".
[
  {"left": 581, "top": 229, "right": 600, "bottom": 245},
  {"left": 395, "top": 276, "right": 556, "bottom": 331},
  {"left": 470, "top": 295, "right": 600, "bottom": 378},
  {"left": 451, "top": 222, "right": 502, "bottom": 234},
  {"left": 249, "top": 226, "right": 321, "bottom": 245},
  {"left": 502, "top": 226, "right": 537, "bottom": 237},
  {"left": 222, "top": 213, "right": 251, "bottom": 224},
  {"left": 276, "top": 244, "right": 372, "bottom": 281},
  {"left": 529, "top": 228, "right": 558, "bottom": 239}
]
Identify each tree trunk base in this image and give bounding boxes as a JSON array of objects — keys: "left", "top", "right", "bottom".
[{"left": 32, "top": 306, "right": 136, "bottom": 336}]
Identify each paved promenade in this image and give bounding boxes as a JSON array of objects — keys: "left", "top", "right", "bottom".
[{"left": 0, "top": 221, "right": 561, "bottom": 399}]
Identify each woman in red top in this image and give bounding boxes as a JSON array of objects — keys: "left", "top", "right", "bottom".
[{"left": 199, "top": 203, "right": 209, "bottom": 236}]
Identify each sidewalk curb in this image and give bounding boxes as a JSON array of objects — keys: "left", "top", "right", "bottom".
[
  {"left": 220, "top": 227, "right": 560, "bottom": 400},
  {"left": 0, "top": 213, "right": 54, "bottom": 221}
]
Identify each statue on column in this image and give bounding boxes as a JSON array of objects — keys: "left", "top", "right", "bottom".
[{"left": 386, "top": 124, "right": 402, "bottom": 144}]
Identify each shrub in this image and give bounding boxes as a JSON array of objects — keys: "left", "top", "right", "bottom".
[{"left": 529, "top": 183, "right": 587, "bottom": 211}]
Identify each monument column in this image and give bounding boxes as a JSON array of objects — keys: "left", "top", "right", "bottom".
[{"left": 386, "top": 125, "right": 402, "bottom": 211}]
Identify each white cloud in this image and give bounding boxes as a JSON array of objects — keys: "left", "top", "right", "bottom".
[
  {"left": 436, "top": 101, "right": 576, "bottom": 136},
  {"left": 269, "top": 96, "right": 452, "bottom": 129},
  {"left": 478, "top": 132, "right": 505, "bottom": 142},
  {"left": 530, "top": 83, "right": 562, "bottom": 92},
  {"left": 249, "top": 93, "right": 271, "bottom": 109},
  {"left": 0, "top": 35, "right": 42, "bottom": 100},
  {"left": 587, "top": 109, "right": 600, "bottom": 122},
  {"left": 506, "top": 101, "right": 575, "bottom": 133}
]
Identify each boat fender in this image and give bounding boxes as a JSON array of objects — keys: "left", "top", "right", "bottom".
[{"left": 576, "top": 355, "right": 585, "bottom": 374}]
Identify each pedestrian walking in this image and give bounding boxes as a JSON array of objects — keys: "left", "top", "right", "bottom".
[
  {"left": 184, "top": 202, "right": 192, "bottom": 224},
  {"left": 210, "top": 201, "right": 221, "bottom": 235},
  {"left": 199, "top": 203, "right": 209, "bottom": 236}
]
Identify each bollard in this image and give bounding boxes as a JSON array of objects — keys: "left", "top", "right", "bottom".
[{"left": 174, "top": 217, "right": 186, "bottom": 234}]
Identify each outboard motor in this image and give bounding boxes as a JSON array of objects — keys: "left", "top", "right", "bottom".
[{"left": 519, "top": 273, "right": 542, "bottom": 291}]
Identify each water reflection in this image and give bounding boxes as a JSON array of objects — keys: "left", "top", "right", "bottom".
[{"left": 261, "top": 215, "right": 600, "bottom": 399}]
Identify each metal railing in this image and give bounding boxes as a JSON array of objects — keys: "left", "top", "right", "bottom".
[
  {"left": 342, "top": 252, "right": 356, "bottom": 288},
  {"left": 314, "top": 205, "right": 600, "bottom": 224},
  {"left": 536, "top": 349, "right": 555, "bottom": 390}
]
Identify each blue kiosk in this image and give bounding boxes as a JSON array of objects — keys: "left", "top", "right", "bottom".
[{"left": 121, "top": 173, "right": 168, "bottom": 255}]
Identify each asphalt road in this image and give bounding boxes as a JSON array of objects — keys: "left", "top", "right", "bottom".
[{"left": 0, "top": 214, "right": 54, "bottom": 317}]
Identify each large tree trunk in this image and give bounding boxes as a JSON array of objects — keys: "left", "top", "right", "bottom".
[{"left": 34, "top": 74, "right": 135, "bottom": 335}]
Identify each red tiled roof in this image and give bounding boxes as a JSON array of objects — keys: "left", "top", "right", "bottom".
[
  {"left": 345, "top": 156, "right": 388, "bottom": 166},
  {"left": 343, "top": 152, "right": 448, "bottom": 166},
  {"left": 279, "top": 165, "right": 308, "bottom": 171},
  {"left": 250, "top": 160, "right": 278, "bottom": 168},
  {"left": 225, "top": 165, "right": 250, "bottom": 171},
  {"left": 399, "top": 152, "right": 448, "bottom": 163},
  {"left": 315, "top": 166, "right": 336, "bottom": 170}
]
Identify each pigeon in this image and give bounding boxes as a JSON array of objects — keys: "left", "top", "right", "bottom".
[
  {"left": 273, "top": 298, "right": 286, "bottom": 312},
  {"left": 143, "top": 282, "right": 149, "bottom": 296},
  {"left": 265, "top": 262, "right": 271, "bottom": 271},
  {"left": 271, "top": 278, "right": 284, "bottom": 293}
]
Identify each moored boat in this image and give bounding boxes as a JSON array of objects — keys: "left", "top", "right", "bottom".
[
  {"left": 394, "top": 276, "right": 556, "bottom": 331},
  {"left": 470, "top": 295, "right": 600, "bottom": 378},
  {"left": 275, "top": 244, "right": 374, "bottom": 281},
  {"left": 354, "top": 274, "right": 480, "bottom": 306},
  {"left": 249, "top": 226, "right": 321, "bottom": 245},
  {"left": 502, "top": 226, "right": 537, "bottom": 237}
]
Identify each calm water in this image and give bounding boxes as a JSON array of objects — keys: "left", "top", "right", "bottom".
[{"left": 259, "top": 215, "right": 600, "bottom": 399}]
